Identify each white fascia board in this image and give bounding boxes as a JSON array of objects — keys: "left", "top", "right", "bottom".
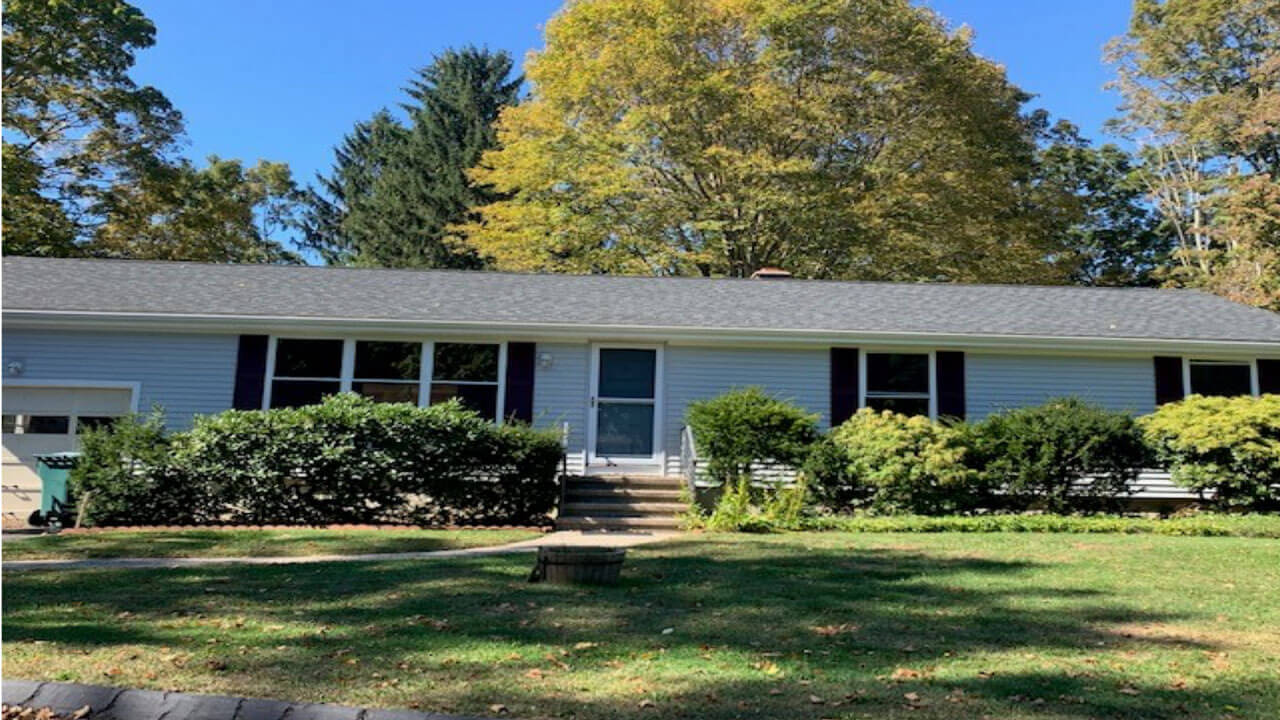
[{"left": 5, "top": 309, "right": 1279, "bottom": 358}]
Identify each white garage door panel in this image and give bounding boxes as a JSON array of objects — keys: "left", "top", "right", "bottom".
[{"left": 2, "top": 385, "right": 133, "bottom": 523}]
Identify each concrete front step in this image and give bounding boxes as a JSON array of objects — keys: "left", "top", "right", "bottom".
[
  {"left": 556, "top": 515, "right": 683, "bottom": 530},
  {"left": 566, "top": 486, "right": 683, "bottom": 501},
  {"left": 562, "top": 500, "right": 686, "bottom": 516},
  {"left": 569, "top": 475, "right": 683, "bottom": 489}
]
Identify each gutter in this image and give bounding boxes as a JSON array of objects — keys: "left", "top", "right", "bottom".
[{"left": 4, "top": 309, "right": 1279, "bottom": 357}]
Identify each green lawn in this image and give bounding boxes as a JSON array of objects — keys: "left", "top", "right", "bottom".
[
  {"left": 4, "top": 532, "right": 1279, "bottom": 719},
  {"left": 1, "top": 527, "right": 542, "bottom": 560}
]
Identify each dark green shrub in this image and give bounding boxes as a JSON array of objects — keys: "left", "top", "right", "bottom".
[
  {"left": 804, "top": 408, "right": 983, "bottom": 515},
  {"left": 73, "top": 395, "right": 563, "bottom": 527},
  {"left": 968, "top": 398, "right": 1147, "bottom": 513},
  {"left": 70, "top": 411, "right": 212, "bottom": 527},
  {"left": 1140, "top": 394, "right": 1280, "bottom": 510},
  {"left": 686, "top": 387, "right": 819, "bottom": 485}
]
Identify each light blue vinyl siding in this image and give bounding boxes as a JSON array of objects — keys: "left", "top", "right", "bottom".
[
  {"left": 2, "top": 330, "right": 238, "bottom": 429},
  {"left": 965, "top": 353, "right": 1155, "bottom": 421},
  {"left": 663, "top": 346, "right": 828, "bottom": 474},
  {"left": 532, "top": 342, "right": 589, "bottom": 474}
]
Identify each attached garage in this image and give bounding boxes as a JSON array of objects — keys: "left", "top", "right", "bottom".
[{"left": 2, "top": 383, "right": 135, "bottom": 524}]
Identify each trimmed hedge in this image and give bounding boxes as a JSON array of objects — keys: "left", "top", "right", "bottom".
[
  {"left": 686, "top": 387, "right": 819, "bottom": 485},
  {"left": 1141, "top": 394, "right": 1280, "bottom": 510},
  {"left": 71, "top": 412, "right": 209, "bottom": 527},
  {"left": 71, "top": 394, "right": 563, "bottom": 527},
  {"left": 800, "top": 512, "right": 1280, "bottom": 538},
  {"left": 965, "top": 398, "right": 1149, "bottom": 513}
]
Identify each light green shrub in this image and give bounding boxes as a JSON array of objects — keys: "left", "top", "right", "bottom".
[
  {"left": 1140, "top": 394, "right": 1280, "bottom": 509},
  {"left": 805, "top": 408, "right": 983, "bottom": 514}
]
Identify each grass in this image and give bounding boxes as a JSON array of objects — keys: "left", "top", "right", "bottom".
[
  {"left": 4, "top": 532, "right": 1279, "bottom": 719},
  {"left": 1, "top": 527, "right": 542, "bottom": 561}
]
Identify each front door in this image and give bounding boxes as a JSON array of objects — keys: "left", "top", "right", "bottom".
[{"left": 587, "top": 345, "right": 663, "bottom": 472}]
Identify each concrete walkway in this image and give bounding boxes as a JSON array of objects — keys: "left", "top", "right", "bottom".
[
  {"left": 2, "top": 679, "right": 496, "bottom": 719},
  {"left": 1, "top": 530, "right": 680, "bottom": 572}
]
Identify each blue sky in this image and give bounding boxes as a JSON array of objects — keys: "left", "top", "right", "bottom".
[{"left": 131, "top": 0, "right": 1134, "bottom": 191}]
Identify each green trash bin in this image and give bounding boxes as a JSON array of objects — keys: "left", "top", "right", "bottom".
[{"left": 33, "top": 451, "right": 81, "bottom": 527}]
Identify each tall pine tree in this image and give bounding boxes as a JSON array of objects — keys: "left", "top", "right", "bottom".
[{"left": 302, "top": 47, "right": 521, "bottom": 268}]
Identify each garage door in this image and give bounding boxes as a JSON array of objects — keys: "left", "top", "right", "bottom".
[{"left": 2, "top": 385, "right": 133, "bottom": 525}]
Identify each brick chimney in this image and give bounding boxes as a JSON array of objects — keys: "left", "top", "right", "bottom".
[{"left": 749, "top": 267, "right": 792, "bottom": 280}]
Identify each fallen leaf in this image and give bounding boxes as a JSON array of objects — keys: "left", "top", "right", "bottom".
[
  {"left": 1119, "top": 686, "right": 1140, "bottom": 696},
  {"left": 638, "top": 699, "right": 656, "bottom": 709},
  {"left": 891, "top": 667, "right": 922, "bottom": 680},
  {"left": 809, "top": 695, "right": 825, "bottom": 704},
  {"left": 812, "top": 624, "right": 859, "bottom": 636},
  {"left": 661, "top": 628, "right": 674, "bottom": 635},
  {"left": 488, "top": 704, "right": 509, "bottom": 714}
]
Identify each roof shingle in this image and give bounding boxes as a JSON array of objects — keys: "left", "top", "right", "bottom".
[{"left": 5, "top": 257, "right": 1279, "bottom": 344}]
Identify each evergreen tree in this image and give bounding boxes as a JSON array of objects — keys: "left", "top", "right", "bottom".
[{"left": 303, "top": 48, "right": 521, "bottom": 268}]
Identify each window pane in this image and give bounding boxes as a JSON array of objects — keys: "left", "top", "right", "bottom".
[
  {"left": 76, "top": 416, "right": 119, "bottom": 434},
  {"left": 598, "top": 349, "right": 656, "bottom": 399},
  {"left": 866, "top": 396, "right": 930, "bottom": 417},
  {"left": 596, "top": 402, "right": 654, "bottom": 456},
  {"left": 26, "top": 415, "right": 71, "bottom": 434},
  {"left": 353, "top": 381, "right": 420, "bottom": 404},
  {"left": 431, "top": 383, "right": 498, "bottom": 420},
  {"left": 1190, "top": 362, "right": 1252, "bottom": 397},
  {"left": 269, "top": 380, "right": 340, "bottom": 408},
  {"left": 866, "top": 353, "right": 929, "bottom": 393},
  {"left": 2, "top": 415, "right": 17, "bottom": 433},
  {"left": 432, "top": 343, "right": 499, "bottom": 382},
  {"left": 275, "top": 339, "right": 343, "bottom": 378},
  {"left": 355, "top": 341, "right": 421, "bottom": 380}
]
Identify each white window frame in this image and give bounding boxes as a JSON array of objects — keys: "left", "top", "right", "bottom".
[
  {"left": 262, "top": 336, "right": 508, "bottom": 422},
  {"left": 1182, "top": 357, "right": 1260, "bottom": 398},
  {"left": 858, "top": 349, "right": 937, "bottom": 420},
  {"left": 426, "top": 341, "right": 507, "bottom": 422},
  {"left": 349, "top": 339, "right": 427, "bottom": 405}
]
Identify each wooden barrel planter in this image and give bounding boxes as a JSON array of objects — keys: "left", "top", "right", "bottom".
[{"left": 530, "top": 546, "right": 626, "bottom": 585}]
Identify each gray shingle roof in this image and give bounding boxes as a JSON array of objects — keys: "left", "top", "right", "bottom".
[{"left": 5, "top": 256, "right": 1279, "bottom": 344}]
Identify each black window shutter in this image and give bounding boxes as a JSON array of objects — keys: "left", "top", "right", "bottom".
[
  {"left": 830, "top": 348, "right": 859, "bottom": 426},
  {"left": 1259, "top": 359, "right": 1280, "bottom": 394},
  {"left": 935, "top": 351, "right": 965, "bottom": 420},
  {"left": 1153, "top": 356, "right": 1185, "bottom": 405},
  {"left": 503, "top": 342, "right": 537, "bottom": 423},
  {"left": 232, "top": 335, "right": 270, "bottom": 410}
]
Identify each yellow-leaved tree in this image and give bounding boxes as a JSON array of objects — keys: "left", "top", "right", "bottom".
[{"left": 456, "top": 0, "right": 1077, "bottom": 280}]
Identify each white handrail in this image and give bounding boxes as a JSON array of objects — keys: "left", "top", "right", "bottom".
[{"left": 679, "top": 425, "right": 699, "bottom": 495}]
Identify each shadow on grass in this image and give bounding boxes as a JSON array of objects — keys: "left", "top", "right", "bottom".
[
  {"left": 4, "top": 537, "right": 1274, "bottom": 719},
  {"left": 1, "top": 528, "right": 536, "bottom": 560}
]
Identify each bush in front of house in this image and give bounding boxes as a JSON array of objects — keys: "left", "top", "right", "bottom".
[
  {"left": 70, "top": 411, "right": 213, "bottom": 526},
  {"left": 804, "top": 408, "right": 985, "bottom": 515},
  {"left": 73, "top": 394, "right": 564, "bottom": 527},
  {"left": 685, "top": 387, "right": 820, "bottom": 485},
  {"left": 1140, "top": 394, "right": 1280, "bottom": 510},
  {"left": 965, "top": 398, "right": 1148, "bottom": 513},
  {"left": 800, "top": 511, "right": 1280, "bottom": 538}
]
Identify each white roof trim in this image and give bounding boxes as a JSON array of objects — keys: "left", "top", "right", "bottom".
[{"left": 6, "top": 309, "right": 1278, "bottom": 356}]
